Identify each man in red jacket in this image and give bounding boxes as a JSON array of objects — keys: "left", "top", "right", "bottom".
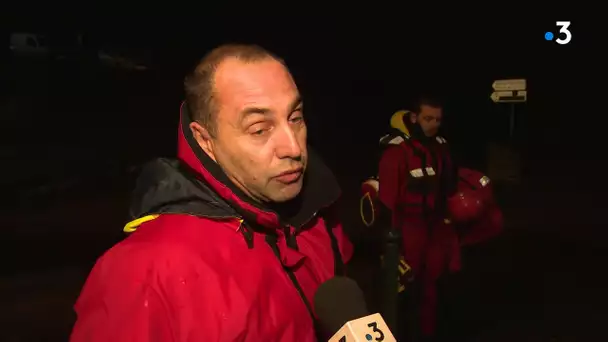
[
  {"left": 70, "top": 44, "right": 353, "bottom": 342},
  {"left": 377, "top": 98, "right": 460, "bottom": 340}
]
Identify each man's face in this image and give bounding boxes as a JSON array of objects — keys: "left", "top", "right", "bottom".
[
  {"left": 194, "top": 58, "right": 307, "bottom": 203},
  {"left": 412, "top": 104, "right": 442, "bottom": 137}
]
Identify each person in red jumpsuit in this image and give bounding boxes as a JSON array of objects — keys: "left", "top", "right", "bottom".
[
  {"left": 376, "top": 97, "right": 460, "bottom": 340},
  {"left": 360, "top": 102, "right": 504, "bottom": 340}
]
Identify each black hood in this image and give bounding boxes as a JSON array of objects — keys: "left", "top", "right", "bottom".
[
  {"left": 128, "top": 149, "right": 341, "bottom": 230},
  {"left": 129, "top": 158, "right": 237, "bottom": 221}
]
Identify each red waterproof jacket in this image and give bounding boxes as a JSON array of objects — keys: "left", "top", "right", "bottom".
[
  {"left": 376, "top": 126, "right": 461, "bottom": 275},
  {"left": 70, "top": 103, "right": 353, "bottom": 342},
  {"left": 377, "top": 129, "right": 460, "bottom": 336},
  {"left": 377, "top": 133, "right": 455, "bottom": 226}
]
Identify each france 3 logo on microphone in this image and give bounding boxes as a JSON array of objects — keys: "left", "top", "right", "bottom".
[{"left": 545, "top": 21, "right": 572, "bottom": 45}]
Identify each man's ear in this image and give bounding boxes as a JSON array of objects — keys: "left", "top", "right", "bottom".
[
  {"left": 409, "top": 113, "right": 418, "bottom": 124},
  {"left": 189, "top": 122, "right": 217, "bottom": 161}
]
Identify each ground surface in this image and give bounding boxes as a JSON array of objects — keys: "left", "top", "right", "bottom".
[{"left": 2, "top": 58, "right": 606, "bottom": 341}]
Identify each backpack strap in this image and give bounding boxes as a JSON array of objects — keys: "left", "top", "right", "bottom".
[
  {"left": 325, "top": 224, "right": 345, "bottom": 276},
  {"left": 264, "top": 234, "right": 316, "bottom": 319},
  {"left": 242, "top": 215, "right": 346, "bottom": 322}
]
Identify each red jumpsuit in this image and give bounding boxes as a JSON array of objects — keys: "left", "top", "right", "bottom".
[{"left": 378, "top": 135, "right": 460, "bottom": 337}]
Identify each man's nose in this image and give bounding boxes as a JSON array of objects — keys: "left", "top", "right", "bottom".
[{"left": 274, "top": 125, "right": 302, "bottom": 159}]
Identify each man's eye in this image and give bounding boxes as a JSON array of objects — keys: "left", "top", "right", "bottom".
[
  {"left": 248, "top": 121, "right": 271, "bottom": 136},
  {"left": 252, "top": 129, "right": 267, "bottom": 136},
  {"left": 249, "top": 124, "right": 271, "bottom": 136},
  {"left": 290, "top": 109, "right": 304, "bottom": 123}
]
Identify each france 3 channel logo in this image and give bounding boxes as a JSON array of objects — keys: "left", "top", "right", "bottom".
[{"left": 544, "top": 21, "right": 572, "bottom": 45}]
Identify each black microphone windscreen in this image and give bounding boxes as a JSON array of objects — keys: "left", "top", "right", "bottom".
[{"left": 313, "top": 276, "right": 369, "bottom": 334}]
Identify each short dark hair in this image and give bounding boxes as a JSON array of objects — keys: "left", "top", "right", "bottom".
[
  {"left": 411, "top": 95, "right": 443, "bottom": 114},
  {"left": 184, "top": 44, "right": 284, "bottom": 137}
]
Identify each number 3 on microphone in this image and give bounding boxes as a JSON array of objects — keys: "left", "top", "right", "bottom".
[
  {"left": 367, "top": 322, "right": 385, "bottom": 341},
  {"left": 336, "top": 322, "right": 384, "bottom": 342},
  {"left": 331, "top": 314, "right": 395, "bottom": 341}
]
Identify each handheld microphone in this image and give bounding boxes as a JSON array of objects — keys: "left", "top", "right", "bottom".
[{"left": 314, "top": 276, "right": 396, "bottom": 342}]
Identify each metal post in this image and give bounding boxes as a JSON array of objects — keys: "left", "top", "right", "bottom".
[{"left": 382, "top": 227, "right": 401, "bottom": 332}]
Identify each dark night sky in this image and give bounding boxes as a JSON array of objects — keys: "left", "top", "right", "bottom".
[{"left": 4, "top": 12, "right": 599, "bottom": 177}]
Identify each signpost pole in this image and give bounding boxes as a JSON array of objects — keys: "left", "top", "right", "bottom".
[
  {"left": 489, "top": 79, "right": 527, "bottom": 183},
  {"left": 509, "top": 103, "right": 515, "bottom": 139},
  {"left": 491, "top": 78, "right": 527, "bottom": 140}
]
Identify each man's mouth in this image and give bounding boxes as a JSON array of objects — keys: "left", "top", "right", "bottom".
[{"left": 274, "top": 168, "right": 303, "bottom": 183}]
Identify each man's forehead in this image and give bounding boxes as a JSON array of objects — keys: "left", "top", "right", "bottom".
[
  {"left": 215, "top": 58, "right": 292, "bottom": 91},
  {"left": 420, "top": 105, "right": 442, "bottom": 116},
  {"left": 213, "top": 58, "right": 300, "bottom": 120},
  {"left": 238, "top": 95, "right": 302, "bottom": 122}
]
